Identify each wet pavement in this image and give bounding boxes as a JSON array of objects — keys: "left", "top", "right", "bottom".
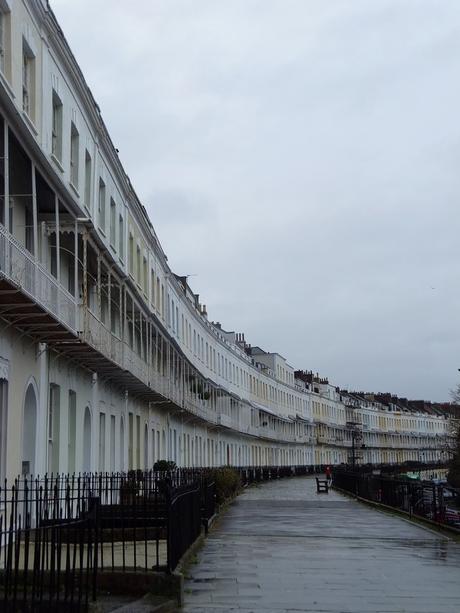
[{"left": 181, "top": 476, "right": 460, "bottom": 612}]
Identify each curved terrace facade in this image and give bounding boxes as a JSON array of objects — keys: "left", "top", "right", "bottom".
[{"left": 0, "top": 1, "right": 454, "bottom": 482}]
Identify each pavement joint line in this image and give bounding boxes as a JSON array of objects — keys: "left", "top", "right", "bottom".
[{"left": 210, "top": 533, "right": 446, "bottom": 541}]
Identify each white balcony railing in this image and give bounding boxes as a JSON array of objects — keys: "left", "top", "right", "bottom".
[
  {"left": 0, "top": 225, "right": 78, "bottom": 333},
  {"left": 123, "top": 344, "right": 149, "bottom": 387}
]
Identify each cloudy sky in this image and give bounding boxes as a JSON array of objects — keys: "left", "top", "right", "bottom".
[{"left": 51, "top": 0, "right": 460, "bottom": 402}]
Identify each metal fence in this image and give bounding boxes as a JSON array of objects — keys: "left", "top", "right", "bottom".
[
  {"left": 332, "top": 469, "right": 460, "bottom": 530},
  {"left": 238, "top": 464, "right": 313, "bottom": 486},
  {"left": 0, "top": 474, "right": 98, "bottom": 611},
  {"left": 167, "top": 482, "right": 201, "bottom": 572},
  {"left": 0, "top": 470, "right": 216, "bottom": 611}
]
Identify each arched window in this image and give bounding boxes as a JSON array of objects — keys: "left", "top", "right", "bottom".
[
  {"left": 83, "top": 406, "right": 92, "bottom": 472},
  {"left": 22, "top": 381, "right": 38, "bottom": 475},
  {"left": 144, "top": 423, "right": 148, "bottom": 469},
  {"left": 48, "top": 384, "right": 60, "bottom": 474},
  {"left": 120, "top": 415, "right": 125, "bottom": 471}
]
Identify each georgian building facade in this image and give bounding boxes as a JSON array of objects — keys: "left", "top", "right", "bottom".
[{"left": 0, "top": 0, "right": 454, "bottom": 483}]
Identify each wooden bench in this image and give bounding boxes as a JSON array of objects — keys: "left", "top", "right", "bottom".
[{"left": 316, "top": 478, "right": 329, "bottom": 493}]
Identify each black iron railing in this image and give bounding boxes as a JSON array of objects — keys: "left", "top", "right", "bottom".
[
  {"left": 237, "top": 464, "right": 314, "bottom": 485},
  {"left": 0, "top": 476, "right": 99, "bottom": 611},
  {"left": 332, "top": 469, "right": 460, "bottom": 530},
  {"left": 167, "top": 482, "right": 201, "bottom": 572},
  {"left": 0, "top": 470, "right": 211, "bottom": 610}
]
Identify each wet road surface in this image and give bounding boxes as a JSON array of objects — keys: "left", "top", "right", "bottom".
[{"left": 181, "top": 476, "right": 460, "bottom": 612}]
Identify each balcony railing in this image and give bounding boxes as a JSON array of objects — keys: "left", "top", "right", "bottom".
[
  {"left": 0, "top": 225, "right": 78, "bottom": 332},
  {"left": 123, "top": 343, "right": 149, "bottom": 386},
  {"left": 78, "top": 306, "right": 307, "bottom": 443}
]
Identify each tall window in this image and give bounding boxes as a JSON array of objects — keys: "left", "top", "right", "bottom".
[
  {"left": 68, "top": 390, "right": 76, "bottom": 473},
  {"left": 51, "top": 91, "right": 63, "bottom": 161},
  {"left": 48, "top": 384, "right": 60, "bottom": 474},
  {"left": 119, "top": 215, "right": 124, "bottom": 259},
  {"left": 136, "top": 416, "right": 141, "bottom": 468},
  {"left": 0, "top": 13, "right": 5, "bottom": 74},
  {"left": 22, "top": 39, "right": 35, "bottom": 119},
  {"left": 0, "top": 9, "right": 11, "bottom": 77},
  {"left": 129, "top": 233, "right": 134, "bottom": 274},
  {"left": 83, "top": 151, "right": 92, "bottom": 210},
  {"left": 128, "top": 412, "right": 133, "bottom": 469},
  {"left": 136, "top": 245, "right": 141, "bottom": 281},
  {"left": 70, "top": 122, "right": 79, "bottom": 187},
  {"left": 110, "top": 415, "right": 116, "bottom": 471},
  {"left": 99, "top": 412, "right": 106, "bottom": 471},
  {"left": 98, "top": 178, "right": 106, "bottom": 231},
  {"left": 110, "top": 198, "right": 116, "bottom": 247},
  {"left": 25, "top": 207, "right": 34, "bottom": 254},
  {"left": 143, "top": 256, "right": 147, "bottom": 292}
]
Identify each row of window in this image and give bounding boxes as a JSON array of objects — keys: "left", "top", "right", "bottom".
[
  {"left": 186, "top": 322, "right": 308, "bottom": 410},
  {"left": 1, "top": 8, "right": 159, "bottom": 314},
  {"left": 128, "top": 234, "right": 160, "bottom": 302},
  {"left": 276, "top": 364, "right": 294, "bottom": 385},
  {"left": 172, "top": 307, "right": 309, "bottom": 411},
  {"left": 51, "top": 88, "right": 128, "bottom": 262},
  {"left": 0, "top": 7, "right": 124, "bottom": 267},
  {"left": 3, "top": 6, "right": 309, "bottom": 412},
  {"left": 312, "top": 400, "right": 346, "bottom": 422}
]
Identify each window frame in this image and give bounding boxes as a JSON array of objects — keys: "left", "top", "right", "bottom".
[
  {"left": 70, "top": 121, "right": 79, "bottom": 189},
  {"left": 119, "top": 215, "right": 124, "bottom": 261},
  {"left": 98, "top": 178, "right": 106, "bottom": 233},
  {"left": 109, "top": 197, "right": 116, "bottom": 248},
  {"left": 84, "top": 150, "right": 92, "bottom": 211},
  {"left": 22, "top": 37, "right": 35, "bottom": 121},
  {"left": 51, "top": 90, "right": 63, "bottom": 162}
]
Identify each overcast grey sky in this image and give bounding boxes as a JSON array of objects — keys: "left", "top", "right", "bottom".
[{"left": 51, "top": 0, "right": 460, "bottom": 402}]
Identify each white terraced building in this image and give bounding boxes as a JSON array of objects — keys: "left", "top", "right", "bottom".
[{"left": 0, "top": 0, "right": 454, "bottom": 483}]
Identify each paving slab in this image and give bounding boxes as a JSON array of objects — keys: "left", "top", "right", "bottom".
[{"left": 182, "top": 476, "right": 460, "bottom": 612}]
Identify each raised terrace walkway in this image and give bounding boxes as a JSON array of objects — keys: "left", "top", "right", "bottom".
[{"left": 182, "top": 476, "right": 460, "bottom": 612}]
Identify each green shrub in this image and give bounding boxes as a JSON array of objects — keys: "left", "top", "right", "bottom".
[
  {"left": 447, "top": 422, "right": 460, "bottom": 487},
  {"left": 153, "top": 460, "right": 177, "bottom": 472},
  {"left": 210, "top": 467, "right": 241, "bottom": 503}
]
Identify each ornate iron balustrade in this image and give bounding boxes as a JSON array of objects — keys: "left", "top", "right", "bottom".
[{"left": 0, "top": 225, "right": 78, "bottom": 333}]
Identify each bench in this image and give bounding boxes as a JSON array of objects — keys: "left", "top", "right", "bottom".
[{"left": 316, "top": 478, "right": 329, "bottom": 493}]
